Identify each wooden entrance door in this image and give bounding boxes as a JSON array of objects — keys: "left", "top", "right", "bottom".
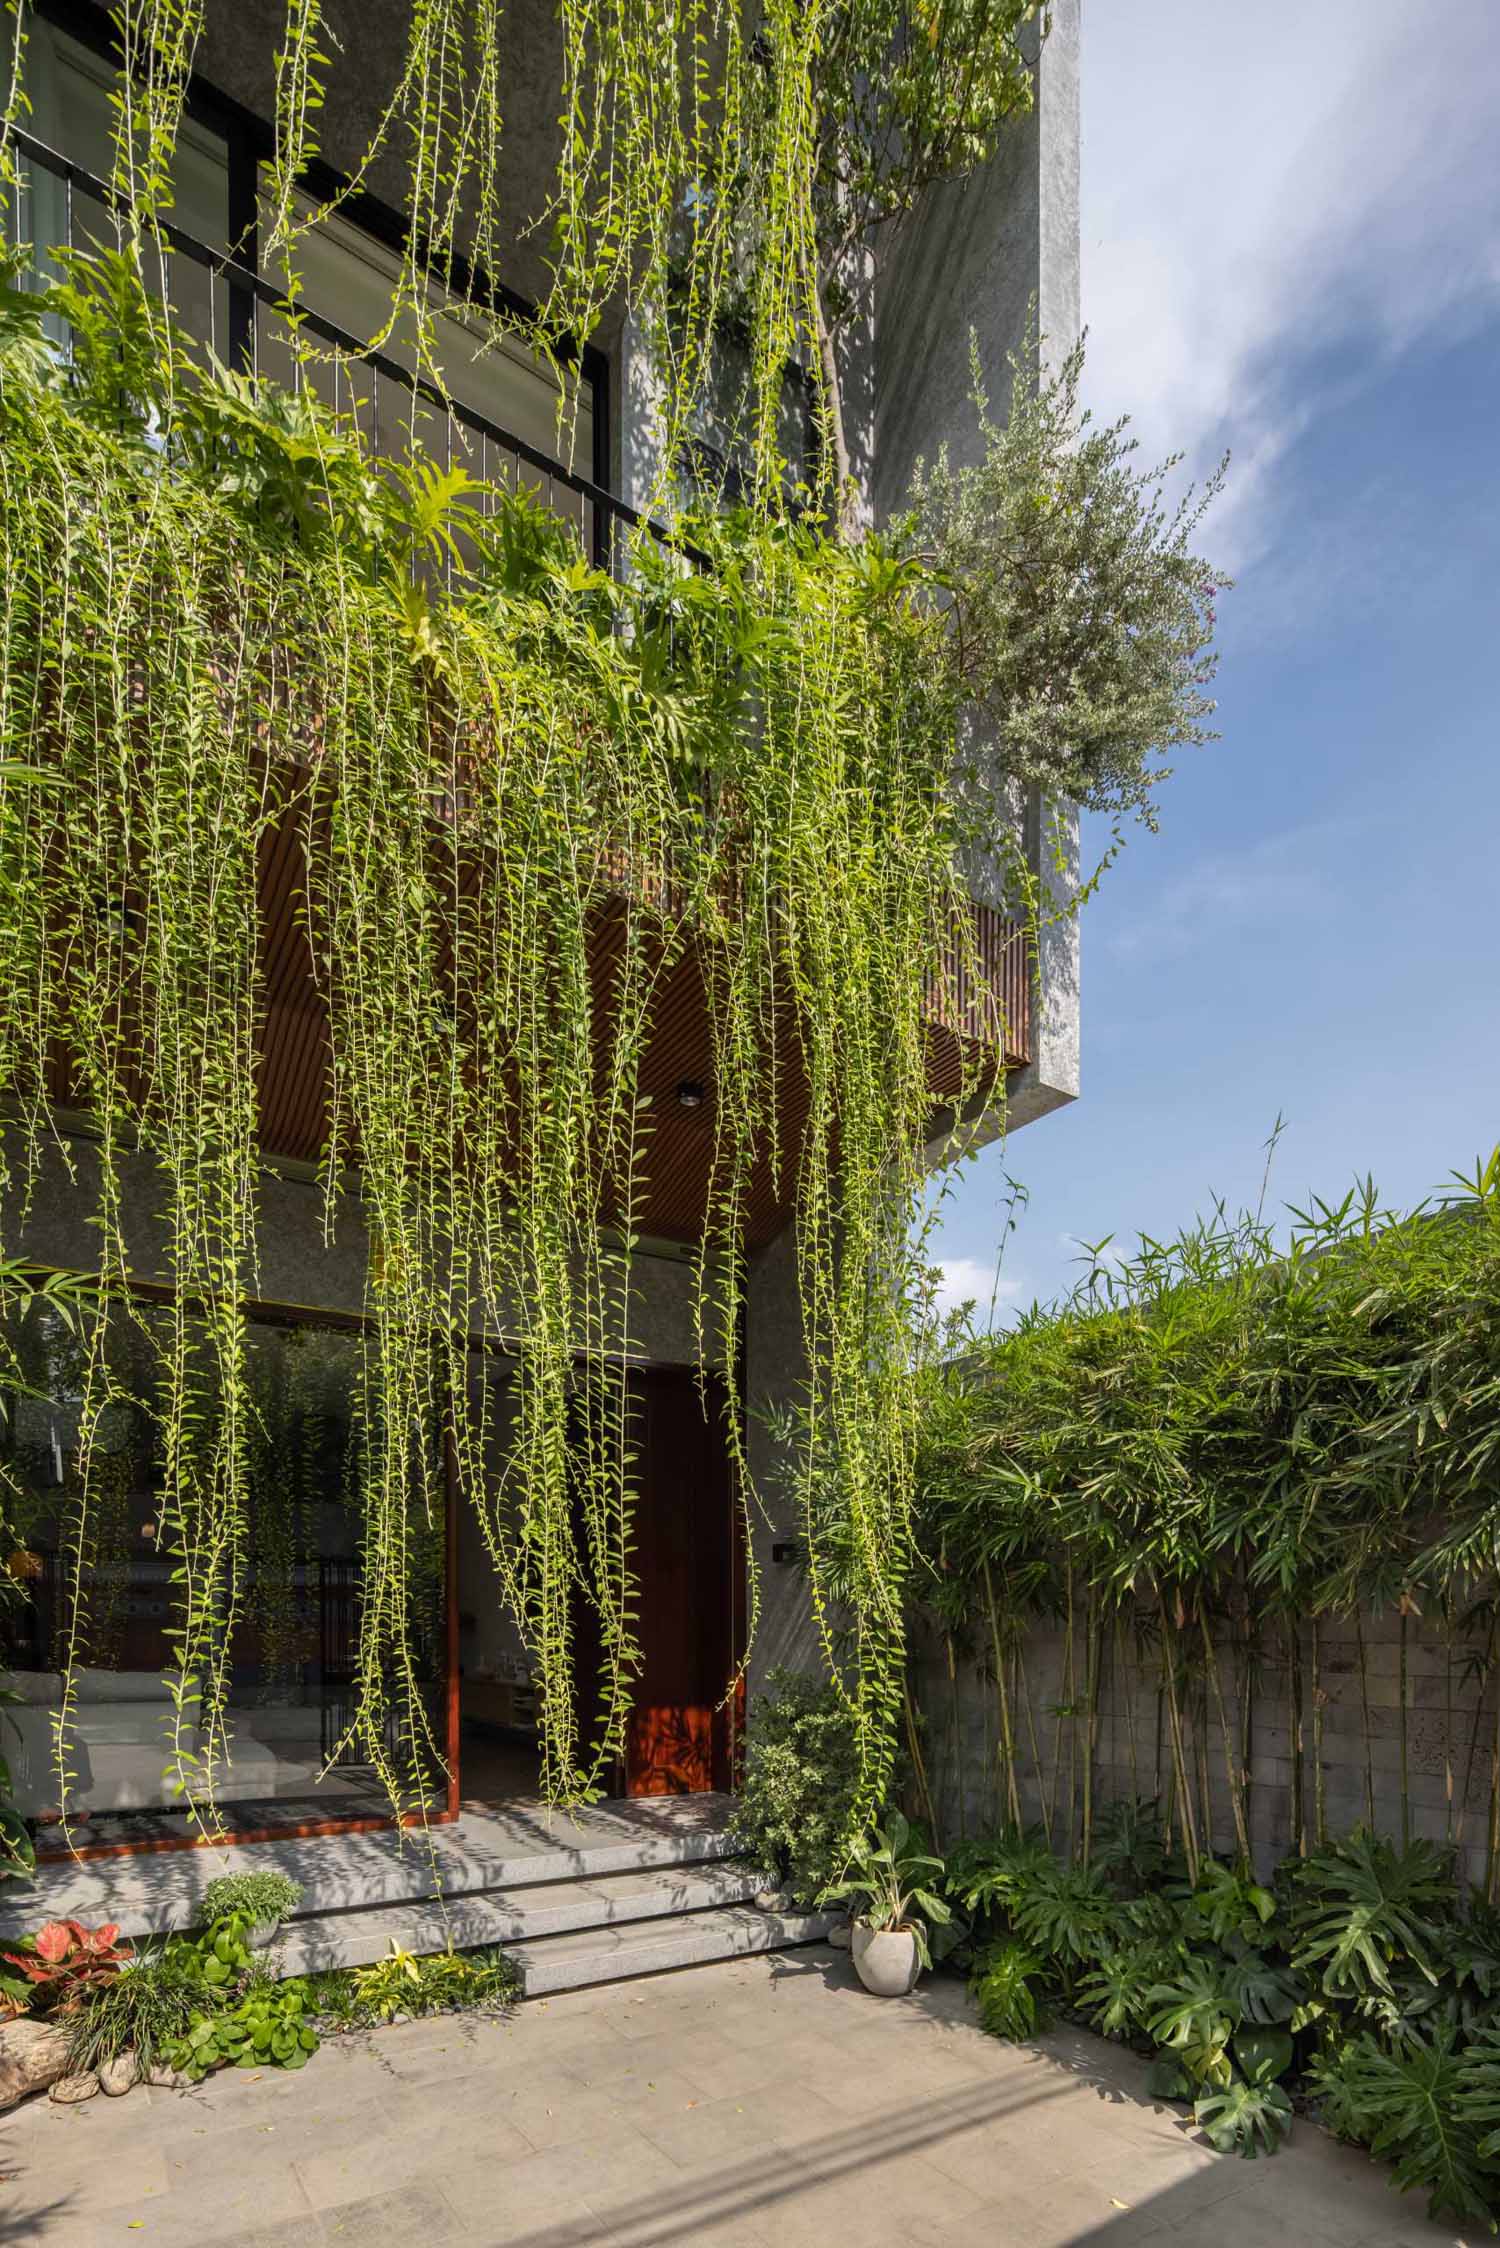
[{"left": 624, "top": 1367, "right": 743, "bottom": 1795}]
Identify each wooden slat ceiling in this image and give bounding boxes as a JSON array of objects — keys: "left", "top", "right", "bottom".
[{"left": 68, "top": 812, "right": 1031, "bottom": 1255}]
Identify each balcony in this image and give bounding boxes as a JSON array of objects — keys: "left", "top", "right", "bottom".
[{"left": 8, "top": 123, "right": 1029, "bottom": 1252}]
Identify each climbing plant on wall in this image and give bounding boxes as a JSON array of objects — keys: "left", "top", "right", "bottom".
[{"left": 0, "top": 3, "right": 1221, "bottom": 1845}]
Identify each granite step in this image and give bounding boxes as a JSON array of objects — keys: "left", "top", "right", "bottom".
[
  {"left": 2, "top": 1793, "right": 740, "bottom": 1942},
  {"left": 276, "top": 1858, "right": 764, "bottom": 1975},
  {"left": 507, "top": 1903, "right": 833, "bottom": 1997}
]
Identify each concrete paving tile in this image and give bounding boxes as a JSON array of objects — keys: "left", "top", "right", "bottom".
[
  {"left": 317, "top": 2177, "right": 464, "bottom": 2244},
  {"left": 439, "top": 2122, "right": 683, "bottom": 2230},
  {"left": 594, "top": 2199, "right": 774, "bottom": 2248},
  {"left": 470, "top": 2200, "right": 618, "bottom": 2248},
  {"left": 700, "top": 2075, "right": 850, "bottom": 2152},
  {"left": 495, "top": 2076, "right": 649, "bottom": 2152},
  {"left": 289, "top": 2087, "right": 531, "bottom": 2213},
  {"left": 578, "top": 2063, "right": 708, "bottom": 2112},
  {"left": 3, "top": 2112, "right": 173, "bottom": 2221},
  {"left": 915, "top": 2181, "right": 1172, "bottom": 2248}
]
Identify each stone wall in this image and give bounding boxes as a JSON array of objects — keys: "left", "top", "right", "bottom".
[{"left": 914, "top": 1601, "right": 1498, "bottom": 1887}]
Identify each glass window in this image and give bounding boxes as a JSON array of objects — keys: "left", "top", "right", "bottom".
[
  {"left": 15, "top": 18, "right": 231, "bottom": 355},
  {"left": 258, "top": 191, "right": 595, "bottom": 547},
  {"left": 0, "top": 1300, "right": 445, "bottom": 1838}
]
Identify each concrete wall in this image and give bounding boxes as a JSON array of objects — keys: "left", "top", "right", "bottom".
[
  {"left": 6, "top": 1133, "right": 707, "bottom": 1367},
  {"left": 875, "top": 0, "right": 1083, "bottom": 1139},
  {"left": 196, "top": 0, "right": 574, "bottom": 320},
  {"left": 914, "top": 1602, "right": 1497, "bottom": 1886}
]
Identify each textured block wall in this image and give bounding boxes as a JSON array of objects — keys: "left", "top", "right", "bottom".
[{"left": 914, "top": 1603, "right": 1498, "bottom": 1888}]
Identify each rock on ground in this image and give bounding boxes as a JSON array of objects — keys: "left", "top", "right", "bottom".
[
  {"left": 0, "top": 2019, "right": 71, "bottom": 2109},
  {"left": 49, "top": 2069, "right": 100, "bottom": 2103}
]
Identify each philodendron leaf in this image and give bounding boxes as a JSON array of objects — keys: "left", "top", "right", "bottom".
[
  {"left": 1232, "top": 2027, "right": 1294, "bottom": 2086},
  {"left": 1194, "top": 2075, "right": 1294, "bottom": 2159}
]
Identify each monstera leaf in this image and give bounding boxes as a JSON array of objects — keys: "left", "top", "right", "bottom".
[{"left": 1194, "top": 2074, "right": 1294, "bottom": 2159}]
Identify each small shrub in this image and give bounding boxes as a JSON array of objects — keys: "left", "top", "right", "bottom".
[
  {"left": 67, "top": 1947, "right": 208, "bottom": 2079},
  {"left": 969, "top": 1940, "right": 1045, "bottom": 2039},
  {"left": 200, "top": 1870, "right": 303, "bottom": 1930},
  {"left": 166, "top": 1978, "right": 319, "bottom": 2080},
  {"left": 728, "top": 1668, "right": 861, "bottom": 1906},
  {"left": 308, "top": 1941, "right": 520, "bottom": 2028},
  {"left": 0, "top": 1920, "right": 131, "bottom": 2011}
]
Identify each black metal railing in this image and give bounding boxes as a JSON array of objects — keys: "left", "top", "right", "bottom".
[{"left": 2, "top": 121, "right": 700, "bottom": 574}]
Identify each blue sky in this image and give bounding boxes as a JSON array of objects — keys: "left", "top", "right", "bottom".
[{"left": 930, "top": 0, "right": 1500, "bottom": 1321}]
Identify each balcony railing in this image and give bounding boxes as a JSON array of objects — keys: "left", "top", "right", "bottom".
[{"left": 1, "top": 120, "right": 699, "bottom": 574}]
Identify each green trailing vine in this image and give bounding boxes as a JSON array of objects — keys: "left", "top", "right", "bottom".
[{"left": 0, "top": 7, "right": 1218, "bottom": 1842}]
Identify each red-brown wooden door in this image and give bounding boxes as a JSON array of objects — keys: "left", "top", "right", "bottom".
[{"left": 623, "top": 1367, "right": 743, "bottom": 1795}]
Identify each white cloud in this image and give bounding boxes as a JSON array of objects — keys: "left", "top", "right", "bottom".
[
  {"left": 1104, "top": 817, "right": 1355, "bottom": 967},
  {"left": 1081, "top": 1, "right": 1500, "bottom": 570},
  {"left": 931, "top": 1255, "right": 1026, "bottom": 1322}
]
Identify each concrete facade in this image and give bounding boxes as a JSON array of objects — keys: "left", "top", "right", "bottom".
[{"left": 916, "top": 1602, "right": 1498, "bottom": 1885}]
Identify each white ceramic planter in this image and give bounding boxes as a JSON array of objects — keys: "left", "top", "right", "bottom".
[
  {"left": 851, "top": 1921, "right": 919, "bottom": 1997},
  {"left": 244, "top": 1918, "right": 281, "bottom": 1952}
]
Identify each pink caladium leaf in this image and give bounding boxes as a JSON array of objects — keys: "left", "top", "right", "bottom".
[
  {"left": 33, "top": 1921, "right": 76, "bottom": 1963},
  {"left": 81, "top": 1923, "right": 121, "bottom": 1953}
]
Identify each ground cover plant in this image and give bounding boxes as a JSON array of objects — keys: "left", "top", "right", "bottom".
[
  {"left": 305, "top": 1939, "right": 520, "bottom": 2028},
  {"left": 950, "top": 1813, "right": 1500, "bottom": 2227}
]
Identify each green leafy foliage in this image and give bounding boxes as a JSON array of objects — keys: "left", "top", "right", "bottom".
[
  {"left": 165, "top": 1977, "right": 319, "bottom": 2080},
  {"left": 1312, "top": 2022, "right": 1498, "bottom": 2229},
  {"left": 66, "top": 1947, "right": 211, "bottom": 2079},
  {"left": 1193, "top": 2074, "right": 1294, "bottom": 2159},
  {"left": 307, "top": 1940, "right": 520, "bottom": 2029},
  {"left": 969, "top": 1939, "right": 1045, "bottom": 2039},
  {"left": 952, "top": 1813, "right": 1500, "bottom": 2222},
  {"left": 729, "top": 1670, "right": 863, "bottom": 1906},
  {"left": 200, "top": 1871, "right": 303, "bottom": 1930},
  {"left": 1290, "top": 1833, "right": 1456, "bottom": 2002},
  {"left": 821, "top": 1811, "right": 952, "bottom": 1971}
]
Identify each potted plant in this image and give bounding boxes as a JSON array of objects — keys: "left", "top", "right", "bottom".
[
  {"left": 199, "top": 1870, "right": 303, "bottom": 1951},
  {"left": 821, "top": 1813, "right": 950, "bottom": 1997}
]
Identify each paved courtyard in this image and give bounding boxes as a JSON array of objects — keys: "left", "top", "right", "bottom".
[{"left": 3, "top": 1945, "right": 1466, "bottom": 2247}]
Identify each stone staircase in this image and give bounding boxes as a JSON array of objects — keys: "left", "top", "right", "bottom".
[{"left": 1, "top": 1795, "right": 831, "bottom": 1998}]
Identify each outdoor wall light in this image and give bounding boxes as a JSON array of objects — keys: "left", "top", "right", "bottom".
[{"left": 675, "top": 1080, "right": 708, "bottom": 1110}]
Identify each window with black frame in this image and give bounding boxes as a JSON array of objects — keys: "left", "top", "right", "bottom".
[
  {"left": 0, "top": 1296, "right": 446, "bottom": 1844},
  {"left": 8, "top": 12, "right": 599, "bottom": 548}
]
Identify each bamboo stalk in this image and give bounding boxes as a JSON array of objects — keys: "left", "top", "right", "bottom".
[
  {"left": 1458, "top": 1619, "right": 1497, "bottom": 1854},
  {"left": 1200, "top": 1606, "right": 1251, "bottom": 1867},
  {"left": 1081, "top": 1598, "right": 1101, "bottom": 1865},
  {"left": 1060, "top": 1565, "right": 1077, "bottom": 1862},
  {"left": 1119, "top": 1618, "right": 1141, "bottom": 1799},
  {"left": 1399, "top": 1608, "right": 1411, "bottom": 1852},
  {"left": 1289, "top": 1623, "right": 1307, "bottom": 1858},
  {"left": 1160, "top": 1599, "right": 1199, "bottom": 1883},
  {"left": 1311, "top": 1615, "right": 1326, "bottom": 1848},
  {"left": 903, "top": 1677, "right": 938, "bottom": 1839},
  {"left": 1194, "top": 1683, "right": 1214, "bottom": 1861},
  {"left": 946, "top": 1632, "right": 966, "bottom": 1841},
  {"left": 983, "top": 1558, "right": 1023, "bottom": 1829},
  {"left": 1018, "top": 1642, "right": 1052, "bottom": 1848},
  {"left": 1240, "top": 1588, "right": 1256, "bottom": 1856},
  {"left": 1355, "top": 1608, "right": 1376, "bottom": 1831},
  {"left": 1444, "top": 1603, "right": 1455, "bottom": 1847}
]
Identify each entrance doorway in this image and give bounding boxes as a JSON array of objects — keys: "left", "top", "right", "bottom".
[{"left": 456, "top": 1363, "right": 743, "bottom": 1807}]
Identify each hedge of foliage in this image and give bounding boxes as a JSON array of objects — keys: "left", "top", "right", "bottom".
[
  {"left": 911, "top": 1155, "right": 1500, "bottom": 1881},
  {"left": 952, "top": 1816, "right": 1500, "bottom": 2228}
]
